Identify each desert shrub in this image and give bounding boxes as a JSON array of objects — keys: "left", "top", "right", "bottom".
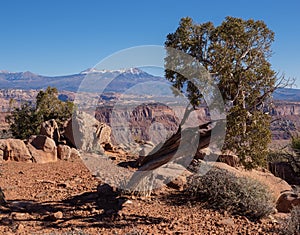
[
  {"left": 6, "top": 86, "right": 74, "bottom": 139},
  {"left": 186, "top": 167, "right": 274, "bottom": 220},
  {"left": 267, "top": 151, "right": 289, "bottom": 163},
  {"left": 292, "top": 135, "right": 300, "bottom": 152},
  {"left": 285, "top": 206, "right": 300, "bottom": 235}
]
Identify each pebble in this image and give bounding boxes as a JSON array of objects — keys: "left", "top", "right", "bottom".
[
  {"left": 53, "top": 211, "right": 63, "bottom": 220},
  {"left": 11, "top": 212, "right": 31, "bottom": 221}
]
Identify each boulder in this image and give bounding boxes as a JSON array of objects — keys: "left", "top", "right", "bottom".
[
  {"left": 70, "top": 148, "right": 81, "bottom": 159},
  {"left": 57, "top": 144, "right": 71, "bottom": 160},
  {"left": 276, "top": 192, "right": 300, "bottom": 213},
  {"left": 166, "top": 171, "right": 192, "bottom": 191},
  {"left": 218, "top": 150, "right": 240, "bottom": 167},
  {"left": 0, "top": 139, "right": 32, "bottom": 162},
  {"left": 195, "top": 148, "right": 239, "bottom": 167},
  {"left": 64, "top": 111, "right": 108, "bottom": 154},
  {"left": 27, "top": 135, "right": 57, "bottom": 163},
  {"left": 128, "top": 162, "right": 191, "bottom": 192},
  {"left": 57, "top": 144, "right": 80, "bottom": 160},
  {"left": 40, "top": 119, "right": 60, "bottom": 144}
]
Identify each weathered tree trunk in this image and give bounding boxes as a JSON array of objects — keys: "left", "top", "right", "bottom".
[{"left": 127, "top": 121, "right": 213, "bottom": 191}]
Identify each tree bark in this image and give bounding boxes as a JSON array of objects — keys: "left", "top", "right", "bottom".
[{"left": 127, "top": 121, "right": 213, "bottom": 191}]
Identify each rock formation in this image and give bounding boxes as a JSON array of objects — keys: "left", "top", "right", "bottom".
[
  {"left": 0, "top": 139, "right": 32, "bottom": 162},
  {"left": 40, "top": 119, "right": 60, "bottom": 144},
  {"left": 276, "top": 191, "right": 300, "bottom": 213},
  {"left": 27, "top": 135, "right": 57, "bottom": 163},
  {"left": 64, "top": 111, "right": 112, "bottom": 153}
]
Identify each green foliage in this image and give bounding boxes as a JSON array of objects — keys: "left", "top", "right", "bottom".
[
  {"left": 285, "top": 206, "right": 300, "bottom": 235},
  {"left": 291, "top": 135, "right": 300, "bottom": 152},
  {"left": 6, "top": 86, "right": 74, "bottom": 139},
  {"left": 187, "top": 167, "right": 274, "bottom": 220},
  {"left": 165, "top": 16, "right": 278, "bottom": 169},
  {"left": 267, "top": 151, "right": 289, "bottom": 164}
]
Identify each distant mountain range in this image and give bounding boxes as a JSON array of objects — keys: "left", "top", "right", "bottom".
[
  {"left": 0, "top": 69, "right": 299, "bottom": 101},
  {"left": 272, "top": 87, "right": 300, "bottom": 102},
  {"left": 0, "top": 68, "right": 164, "bottom": 93}
]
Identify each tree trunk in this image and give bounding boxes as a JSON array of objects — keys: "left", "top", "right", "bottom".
[{"left": 127, "top": 121, "right": 213, "bottom": 191}]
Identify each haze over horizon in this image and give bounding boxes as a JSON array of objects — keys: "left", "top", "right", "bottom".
[{"left": 0, "top": 0, "right": 299, "bottom": 85}]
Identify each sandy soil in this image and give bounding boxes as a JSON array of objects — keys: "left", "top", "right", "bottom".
[{"left": 0, "top": 157, "right": 289, "bottom": 235}]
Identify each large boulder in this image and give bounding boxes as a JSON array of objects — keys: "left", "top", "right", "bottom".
[
  {"left": 64, "top": 111, "right": 110, "bottom": 153},
  {"left": 27, "top": 135, "right": 57, "bottom": 163},
  {"left": 276, "top": 192, "right": 300, "bottom": 213},
  {"left": 40, "top": 119, "right": 60, "bottom": 144},
  {"left": 0, "top": 139, "right": 32, "bottom": 162}
]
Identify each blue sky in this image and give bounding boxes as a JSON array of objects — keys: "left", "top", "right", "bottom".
[{"left": 0, "top": 0, "right": 299, "bottom": 85}]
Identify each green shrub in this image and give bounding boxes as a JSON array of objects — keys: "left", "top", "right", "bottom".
[
  {"left": 285, "top": 206, "right": 300, "bottom": 235},
  {"left": 187, "top": 167, "right": 274, "bottom": 220},
  {"left": 6, "top": 86, "right": 74, "bottom": 139},
  {"left": 292, "top": 135, "right": 300, "bottom": 152}
]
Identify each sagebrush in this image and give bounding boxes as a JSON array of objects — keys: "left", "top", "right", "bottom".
[
  {"left": 285, "top": 206, "right": 300, "bottom": 235},
  {"left": 187, "top": 167, "right": 274, "bottom": 220}
]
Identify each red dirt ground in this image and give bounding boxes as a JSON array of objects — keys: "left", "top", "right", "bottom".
[{"left": 0, "top": 158, "right": 289, "bottom": 235}]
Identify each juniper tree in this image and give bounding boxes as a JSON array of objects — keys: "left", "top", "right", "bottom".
[{"left": 165, "top": 16, "right": 290, "bottom": 168}]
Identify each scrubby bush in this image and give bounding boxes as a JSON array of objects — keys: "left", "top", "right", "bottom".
[
  {"left": 285, "top": 206, "right": 300, "bottom": 235},
  {"left": 187, "top": 167, "right": 274, "bottom": 220}
]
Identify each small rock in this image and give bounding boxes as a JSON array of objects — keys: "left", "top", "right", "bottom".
[
  {"left": 124, "top": 200, "right": 133, "bottom": 205},
  {"left": 11, "top": 212, "right": 31, "bottom": 221},
  {"left": 166, "top": 175, "right": 187, "bottom": 191},
  {"left": 57, "top": 182, "right": 70, "bottom": 188},
  {"left": 17, "top": 223, "right": 24, "bottom": 231},
  {"left": 53, "top": 211, "right": 63, "bottom": 220},
  {"left": 217, "top": 218, "right": 235, "bottom": 227}
]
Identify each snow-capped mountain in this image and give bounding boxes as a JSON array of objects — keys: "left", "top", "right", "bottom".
[
  {"left": 0, "top": 68, "right": 164, "bottom": 92},
  {"left": 80, "top": 67, "right": 145, "bottom": 75}
]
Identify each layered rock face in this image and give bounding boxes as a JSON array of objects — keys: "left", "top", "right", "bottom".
[
  {"left": 95, "top": 103, "right": 205, "bottom": 146},
  {"left": 270, "top": 101, "right": 300, "bottom": 140}
]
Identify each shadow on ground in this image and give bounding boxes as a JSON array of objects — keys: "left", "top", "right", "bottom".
[{"left": 0, "top": 189, "right": 169, "bottom": 230}]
